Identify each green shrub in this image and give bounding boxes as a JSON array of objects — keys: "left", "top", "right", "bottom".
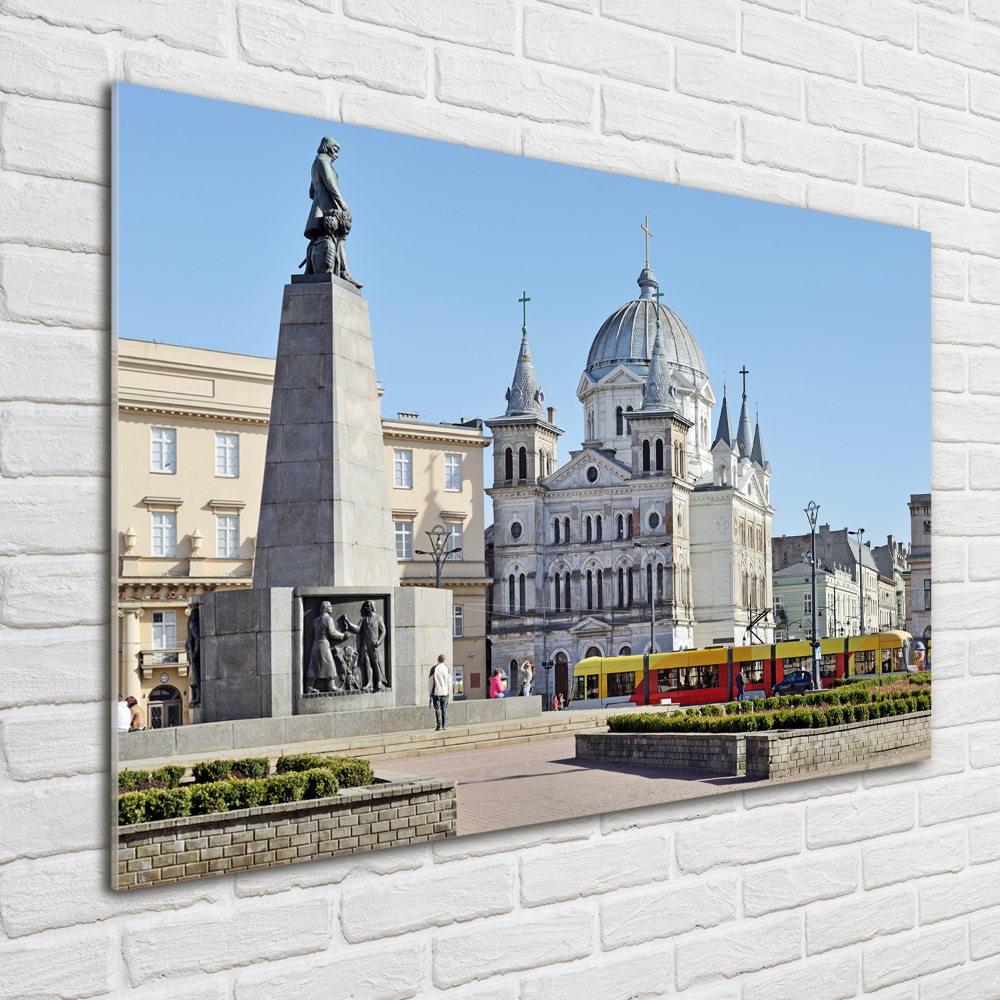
[
  {"left": 192, "top": 757, "right": 269, "bottom": 783},
  {"left": 825, "top": 706, "right": 844, "bottom": 727},
  {"left": 118, "top": 769, "right": 151, "bottom": 792},
  {"left": 263, "top": 772, "right": 308, "bottom": 806},
  {"left": 190, "top": 782, "right": 232, "bottom": 814},
  {"left": 304, "top": 768, "right": 340, "bottom": 799},
  {"left": 227, "top": 778, "right": 268, "bottom": 810},
  {"left": 151, "top": 765, "right": 186, "bottom": 789},
  {"left": 276, "top": 753, "right": 326, "bottom": 772},
  {"left": 723, "top": 701, "right": 739, "bottom": 715},
  {"left": 143, "top": 787, "right": 192, "bottom": 821},
  {"left": 118, "top": 792, "right": 147, "bottom": 825},
  {"left": 231, "top": 757, "right": 269, "bottom": 778}
]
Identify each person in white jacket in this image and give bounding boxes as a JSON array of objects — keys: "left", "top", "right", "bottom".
[{"left": 428, "top": 654, "right": 452, "bottom": 731}]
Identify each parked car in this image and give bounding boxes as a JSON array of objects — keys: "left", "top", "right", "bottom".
[{"left": 773, "top": 670, "right": 815, "bottom": 695}]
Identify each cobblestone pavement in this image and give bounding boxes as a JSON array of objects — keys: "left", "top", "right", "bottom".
[{"left": 382, "top": 736, "right": 928, "bottom": 836}]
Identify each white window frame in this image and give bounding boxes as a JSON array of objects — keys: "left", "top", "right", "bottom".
[
  {"left": 804, "top": 593, "right": 812, "bottom": 615},
  {"left": 151, "top": 610, "right": 177, "bottom": 650},
  {"left": 445, "top": 523, "right": 463, "bottom": 561},
  {"left": 393, "top": 449, "right": 413, "bottom": 489},
  {"left": 215, "top": 432, "right": 239, "bottom": 478},
  {"left": 151, "top": 512, "right": 176, "bottom": 557},
  {"left": 395, "top": 521, "right": 413, "bottom": 560},
  {"left": 151, "top": 428, "right": 176, "bottom": 474},
  {"left": 453, "top": 665, "right": 464, "bottom": 699},
  {"left": 444, "top": 453, "right": 462, "bottom": 492},
  {"left": 216, "top": 514, "right": 239, "bottom": 558},
  {"left": 453, "top": 604, "right": 464, "bottom": 638}
]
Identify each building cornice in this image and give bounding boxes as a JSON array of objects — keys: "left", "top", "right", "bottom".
[{"left": 381, "top": 421, "right": 492, "bottom": 448}]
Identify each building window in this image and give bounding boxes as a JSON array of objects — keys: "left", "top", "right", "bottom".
[
  {"left": 627, "top": 513, "right": 634, "bottom": 539},
  {"left": 596, "top": 515, "right": 603, "bottom": 541},
  {"left": 151, "top": 610, "right": 176, "bottom": 656},
  {"left": 453, "top": 605, "right": 464, "bottom": 637},
  {"left": 647, "top": 564, "right": 653, "bottom": 605},
  {"left": 617, "top": 568, "right": 624, "bottom": 608},
  {"left": 508, "top": 575, "right": 516, "bottom": 615},
  {"left": 151, "top": 428, "right": 176, "bottom": 474},
  {"left": 215, "top": 433, "right": 239, "bottom": 478},
  {"left": 553, "top": 519, "right": 560, "bottom": 544},
  {"left": 804, "top": 593, "right": 812, "bottom": 615},
  {"left": 657, "top": 563, "right": 664, "bottom": 599},
  {"left": 510, "top": 521, "right": 522, "bottom": 540},
  {"left": 564, "top": 571, "right": 571, "bottom": 610},
  {"left": 625, "top": 405, "right": 633, "bottom": 433},
  {"left": 453, "top": 665, "right": 464, "bottom": 698},
  {"left": 586, "top": 570, "right": 593, "bottom": 610},
  {"left": 393, "top": 450, "right": 412, "bottom": 489},
  {"left": 642, "top": 439, "right": 651, "bottom": 472},
  {"left": 586, "top": 516, "right": 593, "bottom": 542},
  {"left": 151, "top": 512, "right": 176, "bottom": 557},
  {"left": 216, "top": 515, "right": 239, "bottom": 558},
  {"left": 616, "top": 406, "right": 624, "bottom": 436},
  {"left": 564, "top": 517, "right": 570, "bottom": 543},
  {"left": 628, "top": 567, "right": 634, "bottom": 606},
  {"left": 504, "top": 447, "right": 513, "bottom": 482},
  {"left": 597, "top": 569, "right": 604, "bottom": 610},
  {"left": 519, "top": 573, "right": 526, "bottom": 614},
  {"left": 518, "top": 447, "right": 527, "bottom": 481},
  {"left": 395, "top": 522, "right": 413, "bottom": 560},
  {"left": 444, "top": 454, "right": 461, "bottom": 492},
  {"left": 554, "top": 575, "right": 561, "bottom": 611},
  {"left": 775, "top": 595, "right": 784, "bottom": 612},
  {"left": 445, "top": 523, "right": 463, "bottom": 560},
  {"left": 923, "top": 578, "right": 931, "bottom": 610},
  {"left": 617, "top": 514, "right": 624, "bottom": 539},
  {"left": 655, "top": 439, "right": 663, "bottom": 471}
]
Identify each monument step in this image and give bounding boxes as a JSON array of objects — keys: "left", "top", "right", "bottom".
[{"left": 120, "top": 704, "right": 668, "bottom": 775}]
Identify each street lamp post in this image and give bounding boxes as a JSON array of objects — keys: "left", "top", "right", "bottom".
[
  {"left": 635, "top": 540, "right": 669, "bottom": 705},
  {"left": 415, "top": 524, "right": 461, "bottom": 589},
  {"left": 805, "top": 501, "right": 821, "bottom": 691},
  {"left": 849, "top": 528, "right": 866, "bottom": 636}
]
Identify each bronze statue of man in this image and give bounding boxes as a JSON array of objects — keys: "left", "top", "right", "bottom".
[
  {"left": 346, "top": 600, "right": 387, "bottom": 691},
  {"left": 303, "top": 136, "right": 361, "bottom": 287},
  {"left": 305, "top": 601, "right": 350, "bottom": 693}
]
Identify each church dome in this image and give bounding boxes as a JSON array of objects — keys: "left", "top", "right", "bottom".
[{"left": 585, "top": 267, "right": 708, "bottom": 383}]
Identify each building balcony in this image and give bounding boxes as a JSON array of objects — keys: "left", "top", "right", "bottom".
[{"left": 138, "top": 648, "right": 189, "bottom": 679}]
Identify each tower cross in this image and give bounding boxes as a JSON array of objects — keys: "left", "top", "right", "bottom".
[
  {"left": 641, "top": 216, "right": 653, "bottom": 268},
  {"left": 519, "top": 291, "right": 530, "bottom": 334},
  {"left": 739, "top": 366, "right": 749, "bottom": 399}
]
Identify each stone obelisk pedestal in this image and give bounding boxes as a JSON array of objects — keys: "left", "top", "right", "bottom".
[{"left": 198, "top": 273, "right": 451, "bottom": 724}]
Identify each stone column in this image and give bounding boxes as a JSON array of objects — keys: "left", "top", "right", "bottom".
[{"left": 119, "top": 607, "right": 144, "bottom": 702}]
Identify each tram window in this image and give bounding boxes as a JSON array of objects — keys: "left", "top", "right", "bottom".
[
  {"left": 657, "top": 665, "right": 720, "bottom": 691},
  {"left": 746, "top": 660, "right": 765, "bottom": 683},
  {"left": 782, "top": 656, "right": 810, "bottom": 673},
  {"left": 854, "top": 649, "right": 877, "bottom": 673},
  {"left": 587, "top": 674, "right": 600, "bottom": 700},
  {"left": 820, "top": 654, "right": 838, "bottom": 678},
  {"left": 607, "top": 671, "right": 635, "bottom": 697},
  {"left": 572, "top": 676, "right": 587, "bottom": 702},
  {"left": 882, "top": 648, "right": 895, "bottom": 671}
]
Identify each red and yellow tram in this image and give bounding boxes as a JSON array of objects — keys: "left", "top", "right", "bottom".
[{"left": 569, "top": 631, "right": 917, "bottom": 710}]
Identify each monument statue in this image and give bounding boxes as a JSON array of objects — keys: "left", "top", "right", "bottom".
[
  {"left": 185, "top": 605, "right": 201, "bottom": 706},
  {"left": 302, "top": 136, "right": 362, "bottom": 287},
  {"left": 305, "top": 601, "right": 350, "bottom": 694},
  {"left": 346, "top": 599, "right": 387, "bottom": 691}
]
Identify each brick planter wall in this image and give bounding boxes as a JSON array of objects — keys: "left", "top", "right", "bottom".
[
  {"left": 576, "top": 712, "right": 931, "bottom": 780},
  {"left": 118, "top": 777, "right": 456, "bottom": 890}
]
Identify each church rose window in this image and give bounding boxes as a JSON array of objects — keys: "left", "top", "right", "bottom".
[
  {"left": 510, "top": 522, "right": 522, "bottom": 540},
  {"left": 648, "top": 511, "right": 660, "bottom": 529},
  {"left": 586, "top": 466, "right": 598, "bottom": 482}
]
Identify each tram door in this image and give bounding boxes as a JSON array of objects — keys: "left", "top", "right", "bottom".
[
  {"left": 148, "top": 685, "right": 182, "bottom": 728},
  {"left": 554, "top": 652, "right": 569, "bottom": 705}
]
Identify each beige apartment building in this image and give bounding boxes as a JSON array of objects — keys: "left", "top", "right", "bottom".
[{"left": 117, "top": 339, "right": 490, "bottom": 728}]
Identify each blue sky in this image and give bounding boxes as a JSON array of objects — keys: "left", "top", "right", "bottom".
[{"left": 115, "top": 83, "right": 929, "bottom": 546}]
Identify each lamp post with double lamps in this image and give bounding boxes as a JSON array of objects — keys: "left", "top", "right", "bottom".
[
  {"left": 805, "top": 501, "right": 821, "bottom": 691},
  {"left": 414, "top": 524, "right": 461, "bottom": 589},
  {"left": 849, "top": 527, "right": 866, "bottom": 637}
]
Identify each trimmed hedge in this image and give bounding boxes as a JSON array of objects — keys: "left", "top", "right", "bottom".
[
  {"left": 118, "top": 768, "right": 339, "bottom": 825},
  {"left": 609, "top": 685, "right": 931, "bottom": 735},
  {"left": 276, "top": 753, "right": 375, "bottom": 789},
  {"left": 118, "top": 765, "right": 186, "bottom": 792},
  {"left": 192, "top": 757, "right": 269, "bottom": 783}
]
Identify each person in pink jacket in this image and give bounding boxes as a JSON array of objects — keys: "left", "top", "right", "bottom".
[{"left": 489, "top": 668, "right": 507, "bottom": 699}]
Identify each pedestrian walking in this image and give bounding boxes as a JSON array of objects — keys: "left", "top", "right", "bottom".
[
  {"left": 127, "top": 695, "right": 147, "bottom": 731},
  {"left": 520, "top": 659, "right": 534, "bottom": 697},
  {"left": 117, "top": 694, "right": 131, "bottom": 734},
  {"left": 428, "top": 654, "right": 452, "bottom": 731},
  {"left": 735, "top": 666, "right": 746, "bottom": 702},
  {"left": 489, "top": 668, "right": 507, "bottom": 699}
]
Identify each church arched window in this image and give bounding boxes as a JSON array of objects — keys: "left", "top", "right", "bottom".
[
  {"left": 518, "top": 447, "right": 527, "bottom": 481},
  {"left": 657, "top": 563, "right": 664, "bottom": 599},
  {"left": 564, "top": 571, "right": 571, "bottom": 610},
  {"left": 627, "top": 567, "right": 634, "bottom": 606},
  {"left": 617, "top": 514, "right": 624, "bottom": 539},
  {"left": 554, "top": 574, "right": 561, "bottom": 611},
  {"left": 553, "top": 519, "right": 560, "bottom": 544},
  {"left": 586, "top": 570, "right": 593, "bottom": 610},
  {"left": 597, "top": 569, "right": 604, "bottom": 610},
  {"left": 719, "top": 465, "right": 728, "bottom": 486},
  {"left": 539, "top": 448, "right": 544, "bottom": 477},
  {"left": 587, "top": 411, "right": 595, "bottom": 440},
  {"left": 504, "top": 448, "right": 513, "bottom": 482},
  {"left": 617, "top": 567, "right": 624, "bottom": 608},
  {"left": 655, "top": 439, "right": 663, "bottom": 472},
  {"left": 585, "top": 516, "right": 593, "bottom": 542},
  {"left": 627, "top": 513, "right": 633, "bottom": 539},
  {"left": 625, "top": 405, "right": 633, "bottom": 434},
  {"left": 646, "top": 564, "right": 653, "bottom": 605},
  {"left": 596, "top": 515, "right": 603, "bottom": 541},
  {"left": 616, "top": 406, "right": 624, "bottom": 436},
  {"left": 564, "top": 517, "right": 570, "bottom": 543},
  {"left": 508, "top": 574, "right": 515, "bottom": 615},
  {"left": 519, "top": 573, "right": 526, "bottom": 614},
  {"left": 642, "top": 440, "right": 651, "bottom": 472}
]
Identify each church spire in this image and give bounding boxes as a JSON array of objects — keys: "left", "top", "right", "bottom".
[
  {"left": 751, "top": 404, "right": 767, "bottom": 469},
  {"left": 641, "top": 326, "right": 671, "bottom": 410},
  {"left": 504, "top": 293, "right": 544, "bottom": 416},
  {"left": 712, "top": 384, "right": 734, "bottom": 449},
  {"left": 735, "top": 365, "right": 753, "bottom": 458}
]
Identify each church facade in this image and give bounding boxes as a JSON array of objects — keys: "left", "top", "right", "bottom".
[{"left": 486, "top": 266, "right": 775, "bottom": 699}]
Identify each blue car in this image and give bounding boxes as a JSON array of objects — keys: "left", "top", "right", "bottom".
[{"left": 772, "top": 670, "right": 815, "bottom": 696}]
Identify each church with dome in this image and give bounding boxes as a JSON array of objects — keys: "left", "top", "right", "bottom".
[{"left": 486, "top": 262, "right": 775, "bottom": 696}]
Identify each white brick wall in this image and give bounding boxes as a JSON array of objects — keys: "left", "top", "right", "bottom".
[{"left": 0, "top": 2, "right": 997, "bottom": 996}]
